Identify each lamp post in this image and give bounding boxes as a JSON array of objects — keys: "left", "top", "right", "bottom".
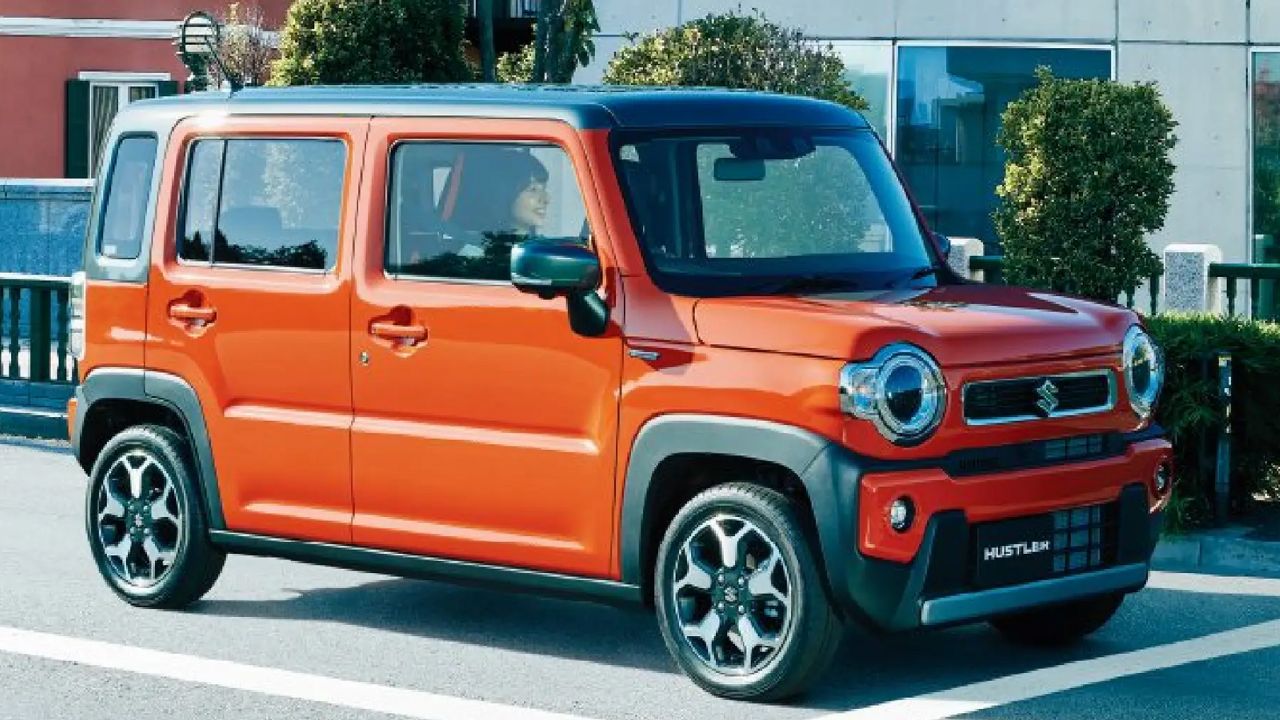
[{"left": 175, "top": 11, "right": 238, "bottom": 92}]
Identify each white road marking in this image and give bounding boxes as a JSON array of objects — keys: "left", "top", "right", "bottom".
[
  {"left": 0, "top": 626, "right": 597, "bottom": 720},
  {"left": 1149, "top": 570, "right": 1280, "bottom": 597},
  {"left": 814, "top": 618, "right": 1280, "bottom": 720}
]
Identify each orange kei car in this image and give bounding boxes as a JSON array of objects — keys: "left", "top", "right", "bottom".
[{"left": 69, "top": 85, "right": 1171, "bottom": 701}]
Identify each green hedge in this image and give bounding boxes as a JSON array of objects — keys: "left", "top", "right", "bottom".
[{"left": 1148, "top": 314, "right": 1280, "bottom": 530}]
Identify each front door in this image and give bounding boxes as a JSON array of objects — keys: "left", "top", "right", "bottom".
[
  {"left": 349, "top": 118, "right": 624, "bottom": 576},
  {"left": 145, "top": 117, "right": 367, "bottom": 543}
]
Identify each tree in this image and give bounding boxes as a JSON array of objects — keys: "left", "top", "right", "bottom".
[
  {"left": 209, "top": 3, "right": 276, "bottom": 88},
  {"left": 994, "top": 68, "right": 1176, "bottom": 303},
  {"left": 496, "top": 0, "right": 597, "bottom": 83},
  {"left": 269, "top": 0, "right": 470, "bottom": 86},
  {"left": 602, "top": 11, "right": 867, "bottom": 112},
  {"left": 476, "top": 0, "right": 496, "bottom": 82}
]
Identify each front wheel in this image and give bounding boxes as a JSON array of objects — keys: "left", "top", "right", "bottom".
[
  {"left": 85, "top": 425, "right": 225, "bottom": 609},
  {"left": 654, "top": 483, "right": 841, "bottom": 701},
  {"left": 990, "top": 593, "right": 1125, "bottom": 646}
]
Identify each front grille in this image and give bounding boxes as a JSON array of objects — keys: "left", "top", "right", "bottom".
[
  {"left": 945, "top": 433, "right": 1115, "bottom": 477},
  {"left": 963, "top": 370, "right": 1114, "bottom": 425},
  {"left": 1049, "top": 503, "right": 1119, "bottom": 574}
]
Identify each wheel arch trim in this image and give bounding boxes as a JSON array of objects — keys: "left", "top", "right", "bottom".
[
  {"left": 618, "top": 414, "right": 841, "bottom": 587},
  {"left": 74, "top": 367, "right": 225, "bottom": 529}
]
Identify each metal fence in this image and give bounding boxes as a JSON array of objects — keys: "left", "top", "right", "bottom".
[
  {"left": 468, "top": 0, "right": 540, "bottom": 19},
  {"left": 0, "top": 273, "right": 74, "bottom": 387},
  {"left": 1210, "top": 262, "right": 1280, "bottom": 318}
]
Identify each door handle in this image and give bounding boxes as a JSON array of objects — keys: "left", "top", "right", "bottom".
[
  {"left": 370, "top": 321, "right": 427, "bottom": 344},
  {"left": 169, "top": 303, "right": 217, "bottom": 323}
]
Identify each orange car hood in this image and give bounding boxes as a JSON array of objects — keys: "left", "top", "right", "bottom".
[{"left": 692, "top": 284, "right": 1134, "bottom": 366}]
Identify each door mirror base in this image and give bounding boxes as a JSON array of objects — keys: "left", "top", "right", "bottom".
[{"left": 567, "top": 291, "right": 609, "bottom": 337}]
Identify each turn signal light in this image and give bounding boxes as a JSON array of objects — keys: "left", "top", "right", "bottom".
[{"left": 1154, "top": 464, "right": 1171, "bottom": 494}]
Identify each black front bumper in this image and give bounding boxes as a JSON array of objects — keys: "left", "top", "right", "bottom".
[{"left": 800, "top": 432, "right": 1165, "bottom": 632}]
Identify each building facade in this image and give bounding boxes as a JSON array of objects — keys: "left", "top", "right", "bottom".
[
  {"left": 581, "top": 0, "right": 1280, "bottom": 284},
  {"left": 0, "top": 0, "right": 293, "bottom": 179}
]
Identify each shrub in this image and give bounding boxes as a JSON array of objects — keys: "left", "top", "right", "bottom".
[
  {"left": 602, "top": 11, "right": 867, "bottom": 112},
  {"left": 270, "top": 0, "right": 470, "bottom": 86},
  {"left": 995, "top": 69, "right": 1176, "bottom": 303},
  {"left": 1147, "top": 314, "right": 1280, "bottom": 530},
  {"left": 496, "top": 44, "right": 534, "bottom": 83}
]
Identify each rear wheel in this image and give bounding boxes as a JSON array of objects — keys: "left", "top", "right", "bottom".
[
  {"left": 654, "top": 483, "right": 841, "bottom": 701},
  {"left": 85, "top": 425, "right": 225, "bottom": 609},
  {"left": 989, "top": 593, "right": 1124, "bottom": 646}
]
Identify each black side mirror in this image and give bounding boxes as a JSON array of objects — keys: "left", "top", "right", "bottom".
[
  {"left": 511, "top": 239, "right": 601, "bottom": 298},
  {"left": 511, "top": 239, "right": 609, "bottom": 337}
]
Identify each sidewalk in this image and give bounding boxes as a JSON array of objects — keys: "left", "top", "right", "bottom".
[{"left": 1153, "top": 504, "right": 1280, "bottom": 575}]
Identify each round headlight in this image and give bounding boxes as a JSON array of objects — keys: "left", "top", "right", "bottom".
[
  {"left": 840, "top": 344, "right": 946, "bottom": 445},
  {"left": 1123, "top": 326, "right": 1163, "bottom": 420}
]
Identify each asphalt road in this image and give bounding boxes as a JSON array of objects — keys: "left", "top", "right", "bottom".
[{"left": 1, "top": 436, "right": 1278, "bottom": 720}]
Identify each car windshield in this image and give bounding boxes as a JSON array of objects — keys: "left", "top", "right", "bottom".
[{"left": 613, "top": 127, "right": 941, "bottom": 297}]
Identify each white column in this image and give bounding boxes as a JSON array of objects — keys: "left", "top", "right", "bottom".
[
  {"left": 1162, "top": 243, "right": 1223, "bottom": 314},
  {"left": 946, "top": 237, "right": 985, "bottom": 280}
]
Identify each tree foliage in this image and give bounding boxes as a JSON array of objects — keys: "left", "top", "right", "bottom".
[
  {"left": 602, "top": 11, "right": 867, "bottom": 112},
  {"left": 209, "top": 3, "right": 276, "bottom": 88},
  {"left": 495, "top": 0, "right": 597, "bottom": 83},
  {"left": 994, "top": 68, "right": 1176, "bottom": 302},
  {"left": 496, "top": 44, "right": 535, "bottom": 83},
  {"left": 269, "top": 0, "right": 470, "bottom": 86}
]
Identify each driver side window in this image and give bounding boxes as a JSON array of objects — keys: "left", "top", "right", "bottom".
[{"left": 385, "top": 141, "right": 591, "bottom": 281}]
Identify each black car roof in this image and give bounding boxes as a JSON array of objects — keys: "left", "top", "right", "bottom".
[{"left": 125, "top": 84, "right": 870, "bottom": 131}]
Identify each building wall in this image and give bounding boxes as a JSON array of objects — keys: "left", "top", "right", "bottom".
[
  {"left": 0, "top": 1, "right": 291, "bottom": 26},
  {"left": 0, "top": 36, "right": 184, "bottom": 178},
  {"left": 582, "top": 0, "right": 1270, "bottom": 272},
  {"left": 0, "top": 1, "right": 293, "bottom": 178}
]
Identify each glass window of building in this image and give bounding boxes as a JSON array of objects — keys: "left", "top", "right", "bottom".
[
  {"left": 1253, "top": 51, "right": 1280, "bottom": 317},
  {"left": 830, "top": 41, "right": 893, "bottom": 142},
  {"left": 895, "top": 46, "right": 1111, "bottom": 250}
]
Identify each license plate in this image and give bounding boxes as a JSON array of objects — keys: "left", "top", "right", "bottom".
[{"left": 973, "top": 514, "right": 1056, "bottom": 588}]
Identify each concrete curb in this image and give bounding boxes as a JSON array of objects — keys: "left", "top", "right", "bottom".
[
  {"left": 0, "top": 406, "right": 68, "bottom": 441},
  {"left": 1153, "top": 527, "right": 1280, "bottom": 575}
]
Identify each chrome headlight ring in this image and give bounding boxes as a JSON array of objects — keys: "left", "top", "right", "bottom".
[
  {"left": 839, "top": 343, "right": 946, "bottom": 446},
  {"left": 1122, "top": 325, "right": 1164, "bottom": 421}
]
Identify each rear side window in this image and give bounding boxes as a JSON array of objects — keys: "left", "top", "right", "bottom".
[
  {"left": 178, "top": 137, "right": 346, "bottom": 270},
  {"left": 97, "top": 135, "right": 157, "bottom": 260}
]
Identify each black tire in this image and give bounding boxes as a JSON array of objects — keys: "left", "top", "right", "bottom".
[
  {"left": 654, "top": 483, "right": 841, "bottom": 702},
  {"left": 85, "top": 424, "right": 225, "bottom": 609},
  {"left": 989, "top": 593, "right": 1124, "bottom": 646}
]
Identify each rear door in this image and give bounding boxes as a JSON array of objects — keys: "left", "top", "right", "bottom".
[
  {"left": 146, "top": 116, "right": 368, "bottom": 543},
  {"left": 348, "top": 117, "right": 624, "bottom": 576}
]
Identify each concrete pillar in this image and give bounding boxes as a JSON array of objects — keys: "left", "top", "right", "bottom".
[
  {"left": 946, "top": 236, "right": 985, "bottom": 280},
  {"left": 1163, "top": 243, "right": 1223, "bottom": 314}
]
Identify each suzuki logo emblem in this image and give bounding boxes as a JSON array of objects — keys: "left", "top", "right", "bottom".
[{"left": 1035, "top": 379, "right": 1060, "bottom": 416}]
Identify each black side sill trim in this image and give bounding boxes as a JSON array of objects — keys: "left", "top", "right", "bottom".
[{"left": 209, "top": 530, "right": 644, "bottom": 606}]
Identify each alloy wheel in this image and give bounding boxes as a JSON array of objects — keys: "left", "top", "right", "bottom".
[
  {"left": 670, "top": 513, "right": 793, "bottom": 676},
  {"left": 93, "top": 449, "right": 183, "bottom": 587}
]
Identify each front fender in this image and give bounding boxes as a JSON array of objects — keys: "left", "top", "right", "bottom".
[{"left": 617, "top": 414, "right": 848, "bottom": 589}]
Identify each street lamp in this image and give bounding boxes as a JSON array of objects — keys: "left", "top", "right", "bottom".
[{"left": 175, "top": 11, "right": 239, "bottom": 92}]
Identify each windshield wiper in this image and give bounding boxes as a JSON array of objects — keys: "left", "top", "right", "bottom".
[
  {"left": 741, "top": 274, "right": 862, "bottom": 296},
  {"left": 886, "top": 265, "right": 941, "bottom": 288}
]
